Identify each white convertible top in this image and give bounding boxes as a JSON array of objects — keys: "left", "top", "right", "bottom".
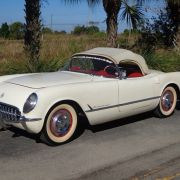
[{"left": 74, "top": 47, "right": 149, "bottom": 75}]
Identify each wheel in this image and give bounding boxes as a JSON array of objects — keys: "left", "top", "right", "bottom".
[
  {"left": 41, "top": 104, "right": 78, "bottom": 145},
  {"left": 154, "top": 86, "right": 177, "bottom": 118}
]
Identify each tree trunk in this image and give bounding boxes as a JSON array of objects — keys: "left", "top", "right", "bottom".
[
  {"left": 106, "top": 11, "right": 118, "bottom": 47},
  {"left": 24, "top": 0, "right": 41, "bottom": 72},
  {"left": 103, "top": 0, "right": 121, "bottom": 47}
]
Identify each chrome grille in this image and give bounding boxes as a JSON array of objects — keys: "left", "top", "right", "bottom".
[{"left": 0, "top": 102, "right": 21, "bottom": 122}]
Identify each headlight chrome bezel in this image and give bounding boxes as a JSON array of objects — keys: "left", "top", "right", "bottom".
[{"left": 23, "top": 93, "right": 38, "bottom": 114}]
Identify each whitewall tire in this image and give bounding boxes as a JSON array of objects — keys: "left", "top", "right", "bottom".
[
  {"left": 155, "top": 86, "right": 177, "bottom": 117},
  {"left": 41, "top": 104, "right": 78, "bottom": 145}
]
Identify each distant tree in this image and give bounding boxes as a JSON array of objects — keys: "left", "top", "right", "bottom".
[
  {"left": 9, "top": 22, "right": 24, "bottom": 39},
  {"left": 0, "top": 23, "right": 10, "bottom": 39},
  {"left": 24, "top": 0, "right": 42, "bottom": 72},
  {"left": 42, "top": 27, "right": 53, "bottom": 34},
  {"left": 72, "top": 25, "right": 87, "bottom": 35},
  {"left": 54, "top": 30, "right": 67, "bottom": 34},
  {"left": 72, "top": 25, "right": 99, "bottom": 35},
  {"left": 59, "top": 30, "right": 67, "bottom": 34},
  {"left": 86, "top": 25, "right": 100, "bottom": 34},
  {"left": 123, "top": 28, "right": 140, "bottom": 35}
]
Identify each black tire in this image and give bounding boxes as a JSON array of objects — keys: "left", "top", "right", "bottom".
[
  {"left": 40, "top": 104, "right": 78, "bottom": 145},
  {"left": 154, "top": 86, "right": 177, "bottom": 118}
]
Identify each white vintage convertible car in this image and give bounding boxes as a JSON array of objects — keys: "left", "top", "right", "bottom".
[{"left": 0, "top": 47, "right": 180, "bottom": 145}]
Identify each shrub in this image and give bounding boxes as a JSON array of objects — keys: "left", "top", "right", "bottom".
[
  {"left": 72, "top": 25, "right": 100, "bottom": 35},
  {"left": 0, "top": 23, "right": 10, "bottom": 39},
  {"left": 42, "top": 27, "right": 53, "bottom": 34},
  {"left": 9, "top": 22, "right": 25, "bottom": 40},
  {"left": 143, "top": 50, "right": 180, "bottom": 72}
]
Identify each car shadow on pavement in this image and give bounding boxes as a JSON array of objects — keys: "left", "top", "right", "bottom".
[
  {"left": 9, "top": 127, "right": 41, "bottom": 143},
  {"left": 176, "top": 100, "right": 180, "bottom": 110},
  {"left": 88, "top": 101, "right": 180, "bottom": 133},
  {"left": 7, "top": 112, "right": 154, "bottom": 145},
  {"left": 7, "top": 101, "right": 180, "bottom": 145},
  {"left": 87, "top": 111, "right": 154, "bottom": 133}
]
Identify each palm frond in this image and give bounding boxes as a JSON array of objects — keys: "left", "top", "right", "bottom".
[{"left": 121, "top": 1, "right": 144, "bottom": 29}]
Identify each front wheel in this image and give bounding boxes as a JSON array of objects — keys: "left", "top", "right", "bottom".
[
  {"left": 154, "top": 86, "right": 177, "bottom": 118},
  {"left": 41, "top": 104, "right": 78, "bottom": 145}
]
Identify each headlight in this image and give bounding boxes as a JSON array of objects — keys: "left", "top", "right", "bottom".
[{"left": 23, "top": 93, "right": 38, "bottom": 113}]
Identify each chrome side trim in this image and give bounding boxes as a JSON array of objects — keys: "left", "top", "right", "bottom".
[
  {"left": 1, "top": 115, "right": 41, "bottom": 123},
  {"left": 19, "top": 117, "right": 42, "bottom": 122},
  {"left": 86, "top": 96, "right": 160, "bottom": 113}
]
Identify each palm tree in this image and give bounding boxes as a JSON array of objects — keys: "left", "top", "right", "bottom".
[
  {"left": 103, "top": 0, "right": 122, "bottom": 47},
  {"left": 66, "top": 0, "right": 144, "bottom": 47},
  {"left": 24, "top": 0, "right": 42, "bottom": 72}
]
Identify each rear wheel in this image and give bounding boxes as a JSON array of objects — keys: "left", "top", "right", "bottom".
[
  {"left": 41, "top": 104, "right": 78, "bottom": 145},
  {"left": 154, "top": 86, "right": 177, "bottom": 118}
]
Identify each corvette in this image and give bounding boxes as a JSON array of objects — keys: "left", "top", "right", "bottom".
[{"left": 0, "top": 47, "right": 179, "bottom": 145}]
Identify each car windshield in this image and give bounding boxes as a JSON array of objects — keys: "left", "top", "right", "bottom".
[{"left": 63, "top": 55, "right": 118, "bottom": 78}]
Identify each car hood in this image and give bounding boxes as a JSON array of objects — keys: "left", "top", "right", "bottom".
[{"left": 5, "top": 71, "right": 92, "bottom": 89}]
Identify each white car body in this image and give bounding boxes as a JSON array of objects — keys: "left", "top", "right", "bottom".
[{"left": 0, "top": 48, "right": 180, "bottom": 136}]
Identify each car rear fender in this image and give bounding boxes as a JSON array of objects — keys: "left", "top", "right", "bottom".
[{"left": 157, "top": 72, "right": 180, "bottom": 98}]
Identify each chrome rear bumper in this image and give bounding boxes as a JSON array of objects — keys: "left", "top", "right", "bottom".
[{"left": 0, "top": 102, "right": 41, "bottom": 123}]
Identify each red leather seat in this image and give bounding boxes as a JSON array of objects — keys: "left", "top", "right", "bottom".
[
  {"left": 95, "top": 70, "right": 108, "bottom": 76},
  {"left": 128, "top": 72, "right": 143, "bottom": 78},
  {"left": 70, "top": 66, "right": 81, "bottom": 71},
  {"left": 95, "top": 70, "right": 115, "bottom": 78}
]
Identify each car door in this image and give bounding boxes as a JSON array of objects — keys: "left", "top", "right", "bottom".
[
  {"left": 84, "top": 76, "right": 120, "bottom": 125},
  {"left": 89, "top": 76, "right": 119, "bottom": 110},
  {"left": 118, "top": 76, "right": 155, "bottom": 114}
]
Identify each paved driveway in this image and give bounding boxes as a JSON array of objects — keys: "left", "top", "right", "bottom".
[{"left": 0, "top": 103, "right": 180, "bottom": 180}]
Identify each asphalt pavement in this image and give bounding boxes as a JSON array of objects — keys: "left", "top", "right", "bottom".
[{"left": 0, "top": 103, "right": 180, "bottom": 180}]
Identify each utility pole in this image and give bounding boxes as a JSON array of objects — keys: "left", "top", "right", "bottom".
[
  {"left": 50, "top": 14, "right": 53, "bottom": 30},
  {"left": 87, "top": 7, "right": 92, "bottom": 26}
]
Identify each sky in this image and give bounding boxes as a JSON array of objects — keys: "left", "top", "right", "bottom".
[{"left": 0, "top": 0, "right": 166, "bottom": 33}]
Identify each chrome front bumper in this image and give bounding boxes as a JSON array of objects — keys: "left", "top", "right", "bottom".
[{"left": 0, "top": 102, "right": 41, "bottom": 123}]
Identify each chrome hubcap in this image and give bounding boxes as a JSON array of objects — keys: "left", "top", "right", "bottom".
[
  {"left": 50, "top": 109, "right": 72, "bottom": 137},
  {"left": 161, "top": 90, "right": 174, "bottom": 111}
]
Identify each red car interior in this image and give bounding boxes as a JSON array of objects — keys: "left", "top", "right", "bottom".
[
  {"left": 70, "top": 66, "right": 115, "bottom": 78},
  {"left": 70, "top": 66, "right": 143, "bottom": 78},
  {"left": 128, "top": 72, "right": 143, "bottom": 78}
]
